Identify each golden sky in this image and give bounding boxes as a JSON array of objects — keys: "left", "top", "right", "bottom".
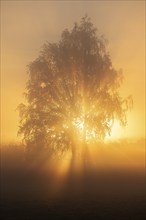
[{"left": 1, "top": 0, "right": 145, "bottom": 143}]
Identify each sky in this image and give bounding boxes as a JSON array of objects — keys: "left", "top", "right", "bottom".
[{"left": 1, "top": 0, "right": 145, "bottom": 143}]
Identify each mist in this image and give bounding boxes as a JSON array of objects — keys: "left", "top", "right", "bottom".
[
  {"left": 1, "top": 139, "right": 145, "bottom": 219},
  {"left": 1, "top": 1, "right": 145, "bottom": 219}
]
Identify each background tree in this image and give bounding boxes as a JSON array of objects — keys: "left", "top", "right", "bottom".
[{"left": 18, "top": 16, "right": 132, "bottom": 164}]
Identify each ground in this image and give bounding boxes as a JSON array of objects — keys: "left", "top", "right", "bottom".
[{"left": 1, "top": 142, "right": 145, "bottom": 219}]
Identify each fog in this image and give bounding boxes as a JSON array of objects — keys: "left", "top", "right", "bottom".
[{"left": 1, "top": 140, "right": 145, "bottom": 219}]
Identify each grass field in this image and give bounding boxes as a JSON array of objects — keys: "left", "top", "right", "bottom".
[{"left": 1, "top": 140, "right": 145, "bottom": 219}]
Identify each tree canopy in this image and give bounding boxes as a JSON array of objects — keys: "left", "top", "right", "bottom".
[{"left": 18, "top": 16, "right": 132, "bottom": 159}]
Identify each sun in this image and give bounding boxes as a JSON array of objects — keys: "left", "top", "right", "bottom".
[
  {"left": 72, "top": 115, "right": 97, "bottom": 143},
  {"left": 105, "top": 120, "right": 124, "bottom": 141},
  {"left": 73, "top": 117, "right": 84, "bottom": 131},
  {"left": 71, "top": 113, "right": 124, "bottom": 144}
]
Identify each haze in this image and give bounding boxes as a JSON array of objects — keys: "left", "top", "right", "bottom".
[
  {"left": 1, "top": 1, "right": 145, "bottom": 143},
  {"left": 1, "top": 2, "right": 145, "bottom": 220}
]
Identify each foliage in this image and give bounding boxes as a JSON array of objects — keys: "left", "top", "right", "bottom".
[{"left": 18, "top": 16, "right": 132, "bottom": 158}]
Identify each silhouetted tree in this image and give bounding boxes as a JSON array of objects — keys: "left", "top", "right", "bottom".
[{"left": 18, "top": 16, "right": 132, "bottom": 163}]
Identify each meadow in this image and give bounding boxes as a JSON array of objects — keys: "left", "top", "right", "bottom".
[{"left": 1, "top": 139, "right": 145, "bottom": 219}]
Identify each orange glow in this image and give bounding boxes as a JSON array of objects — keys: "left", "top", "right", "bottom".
[
  {"left": 1, "top": 1, "right": 145, "bottom": 143},
  {"left": 40, "top": 139, "right": 145, "bottom": 179}
]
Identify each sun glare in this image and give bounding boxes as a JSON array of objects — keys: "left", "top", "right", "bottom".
[
  {"left": 105, "top": 120, "right": 124, "bottom": 141},
  {"left": 73, "top": 117, "right": 84, "bottom": 132},
  {"left": 72, "top": 114, "right": 98, "bottom": 143},
  {"left": 72, "top": 113, "right": 125, "bottom": 143}
]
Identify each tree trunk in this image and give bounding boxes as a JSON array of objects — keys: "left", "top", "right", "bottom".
[
  {"left": 70, "top": 143, "right": 77, "bottom": 174},
  {"left": 82, "top": 116, "right": 88, "bottom": 171}
]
